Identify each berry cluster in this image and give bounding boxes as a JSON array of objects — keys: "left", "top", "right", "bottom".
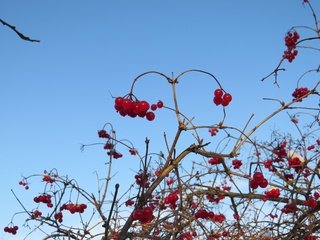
[
  {"left": 114, "top": 97, "right": 163, "bottom": 121},
  {"left": 283, "top": 31, "right": 299, "bottom": 62},
  {"left": 273, "top": 142, "right": 287, "bottom": 162},
  {"left": 263, "top": 160, "right": 276, "bottom": 172},
  {"left": 304, "top": 198, "right": 318, "bottom": 209},
  {"left": 18, "top": 179, "right": 29, "bottom": 190},
  {"left": 3, "top": 226, "right": 18, "bottom": 235},
  {"left": 264, "top": 187, "right": 280, "bottom": 199},
  {"left": 98, "top": 129, "right": 110, "bottom": 138},
  {"left": 250, "top": 172, "right": 268, "bottom": 189},
  {"left": 208, "top": 127, "right": 219, "bottom": 136},
  {"left": 213, "top": 89, "right": 232, "bottom": 107},
  {"left": 43, "top": 174, "right": 55, "bottom": 184},
  {"left": 194, "top": 209, "right": 226, "bottom": 223},
  {"left": 288, "top": 157, "right": 303, "bottom": 173},
  {"left": 107, "top": 150, "right": 123, "bottom": 159},
  {"left": 164, "top": 192, "right": 179, "bottom": 209},
  {"left": 207, "top": 193, "right": 225, "bottom": 203},
  {"left": 281, "top": 201, "right": 297, "bottom": 214},
  {"left": 54, "top": 212, "right": 63, "bottom": 223},
  {"left": 60, "top": 203, "right": 87, "bottom": 214},
  {"left": 125, "top": 199, "right": 135, "bottom": 206},
  {"left": 232, "top": 159, "right": 242, "bottom": 169},
  {"left": 31, "top": 210, "right": 42, "bottom": 219},
  {"left": 292, "top": 87, "right": 310, "bottom": 101},
  {"left": 135, "top": 172, "right": 150, "bottom": 188},
  {"left": 34, "top": 194, "right": 53, "bottom": 208},
  {"left": 208, "top": 157, "right": 222, "bottom": 165},
  {"left": 132, "top": 206, "right": 154, "bottom": 224}
]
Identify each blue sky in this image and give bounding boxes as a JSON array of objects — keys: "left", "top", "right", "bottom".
[{"left": 1, "top": 1, "right": 319, "bottom": 239}]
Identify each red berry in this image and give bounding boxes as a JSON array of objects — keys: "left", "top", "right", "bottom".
[
  {"left": 259, "top": 178, "right": 269, "bottom": 188},
  {"left": 214, "top": 89, "right": 223, "bottom": 98},
  {"left": 157, "top": 100, "right": 164, "bottom": 108},
  {"left": 146, "top": 111, "right": 155, "bottom": 121},
  {"left": 115, "top": 97, "right": 124, "bottom": 107},
  {"left": 151, "top": 104, "right": 157, "bottom": 111},
  {"left": 222, "top": 93, "right": 232, "bottom": 106},
  {"left": 122, "top": 99, "right": 133, "bottom": 113},
  {"left": 213, "top": 96, "right": 222, "bottom": 105}
]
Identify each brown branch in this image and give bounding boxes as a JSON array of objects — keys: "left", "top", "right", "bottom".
[{"left": 0, "top": 18, "right": 40, "bottom": 42}]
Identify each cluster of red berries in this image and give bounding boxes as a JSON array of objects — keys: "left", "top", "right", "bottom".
[
  {"left": 98, "top": 129, "right": 110, "bottom": 138},
  {"left": 34, "top": 194, "right": 53, "bottom": 208},
  {"left": 164, "top": 192, "right": 179, "bottom": 209},
  {"left": 208, "top": 157, "right": 222, "bottom": 165},
  {"left": 304, "top": 198, "right": 318, "bottom": 209},
  {"left": 177, "top": 231, "right": 198, "bottom": 240},
  {"left": 207, "top": 193, "right": 225, "bottom": 203},
  {"left": 132, "top": 206, "right": 154, "bottom": 224},
  {"left": 125, "top": 199, "right": 135, "bottom": 206},
  {"left": 209, "top": 127, "right": 219, "bottom": 136},
  {"left": 264, "top": 187, "right": 280, "bottom": 199},
  {"left": 107, "top": 150, "right": 123, "bottom": 159},
  {"left": 3, "top": 225, "right": 18, "bottom": 235},
  {"left": 207, "top": 231, "right": 229, "bottom": 239},
  {"left": 281, "top": 201, "right": 297, "bottom": 214},
  {"left": 31, "top": 210, "right": 42, "bottom": 219},
  {"left": 273, "top": 142, "right": 287, "bottom": 162},
  {"left": 60, "top": 203, "right": 87, "bottom": 214},
  {"left": 232, "top": 159, "right": 242, "bottom": 169},
  {"left": 135, "top": 172, "right": 150, "bottom": 188},
  {"left": 292, "top": 87, "right": 310, "bottom": 101},
  {"left": 213, "top": 89, "right": 232, "bottom": 107},
  {"left": 114, "top": 96, "right": 163, "bottom": 121},
  {"left": 263, "top": 160, "right": 276, "bottom": 172},
  {"left": 305, "top": 236, "right": 317, "bottom": 240},
  {"left": 194, "top": 209, "right": 226, "bottom": 223},
  {"left": 250, "top": 172, "right": 268, "bottom": 189},
  {"left": 54, "top": 212, "right": 63, "bottom": 223},
  {"left": 283, "top": 31, "right": 299, "bottom": 62},
  {"left": 288, "top": 157, "right": 303, "bottom": 173},
  {"left": 18, "top": 179, "right": 29, "bottom": 190},
  {"left": 43, "top": 174, "right": 55, "bottom": 183}
]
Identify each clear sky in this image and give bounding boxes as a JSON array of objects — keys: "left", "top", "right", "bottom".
[{"left": 1, "top": 1, "right": 319, "bottom": 239}]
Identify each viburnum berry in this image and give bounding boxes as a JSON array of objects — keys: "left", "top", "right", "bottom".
[
  {"left": 156, "top": 100, "right": 163, "bottom": 108},
  {"left": 151, "top": 104, "right": 157, "bottom": 111},
  {"left": 146, "top": 111, "right": 155, "bottom": 121},
  {"left": 214, "top": 89, "right": 223, "bottom": 98},
  {"left": 221, "top": 93, "right": 232, "bottom": 106},
  {"left": 125, "top": 199, "right": 135, "bottom": 206}
]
